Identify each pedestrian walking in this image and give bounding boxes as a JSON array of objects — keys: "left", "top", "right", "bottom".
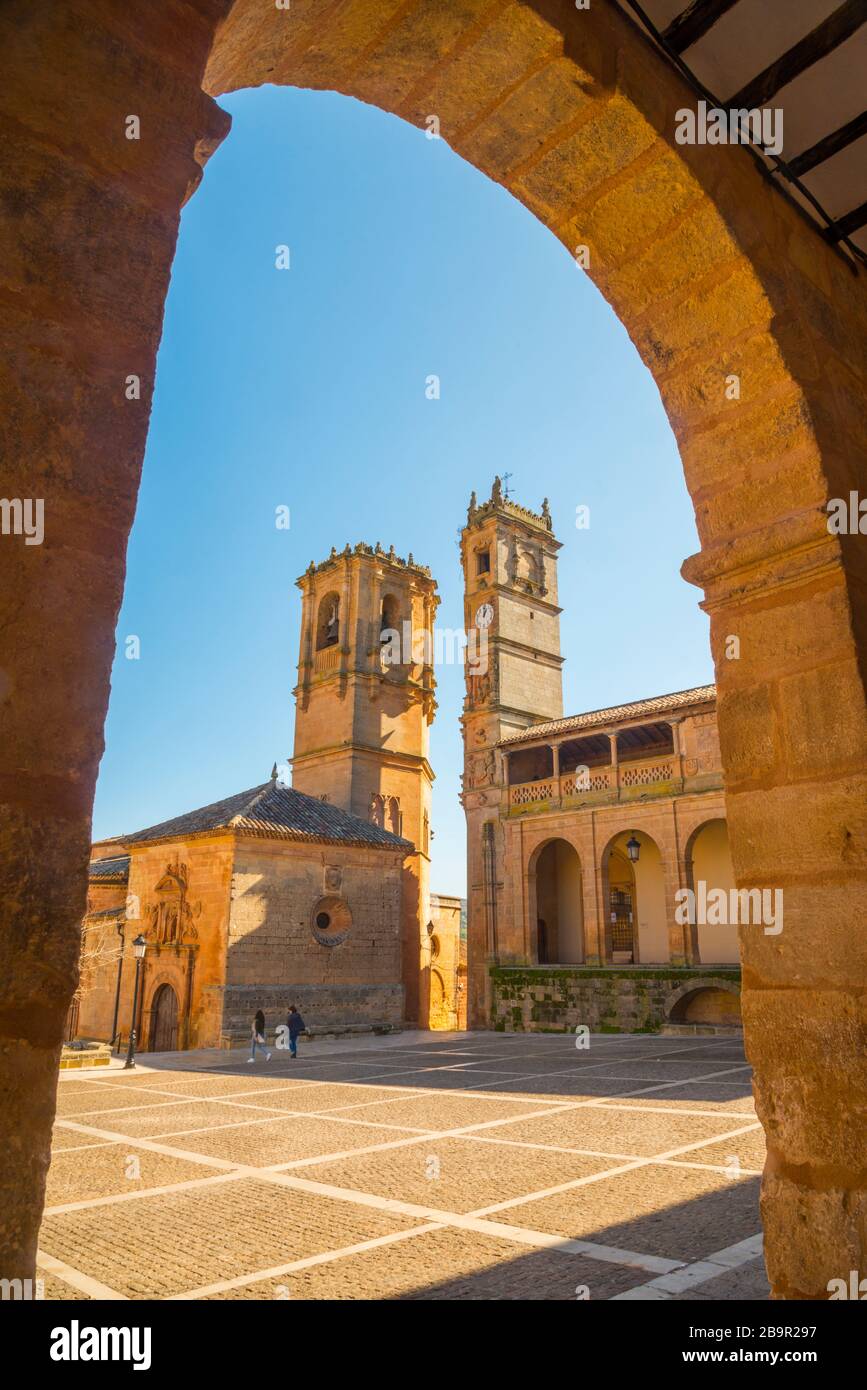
[
  {"left": 248, "top": 1007, "right": 272, "bottom": 1062},
  {"left": 286, "top": 1004, "right": 306, "bottom": 1058}
]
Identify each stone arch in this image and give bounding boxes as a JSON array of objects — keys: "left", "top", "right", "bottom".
[
  {"left": 665, "top": 977, "right": 742, "bottom": 1030},
  {"left": 683, "top": 816, "right": 738, "bottom": 966},
  {"left": 600, "top": 826, "right": 669, "bottom": 965},
  {"left": 380, "top": 593, "right": 401, "bottom": 635},
  {"left": 429, "top": 968, "right": 451, "bottom": 1031},
  {"left": 527, "top": 835, "right": 584, "bottom": 964},
  {"left": 148, "top": 981, "right": 179, "bottom": 1053},
  {"left": 315, "top": 590, "right": 340, "bottom": 649},
  {"left": 4, "top": 0, "right": 867, "bottom": 1298}
]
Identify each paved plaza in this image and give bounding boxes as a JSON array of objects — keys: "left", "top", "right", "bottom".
[{"left": 40, "top": 1032, "right": 769, "bottom": 1301}]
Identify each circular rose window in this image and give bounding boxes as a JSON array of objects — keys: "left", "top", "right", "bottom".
[{"left": 311, "top": 895, "right": 353, "bottom": 947}]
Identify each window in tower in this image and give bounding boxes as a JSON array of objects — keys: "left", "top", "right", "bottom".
[
  {"left": 316, "top": 592, "right": 340, "bottom": 649},
  {"left": 476, "top": 549, "right": 490, "bottom": 575},
  {"left": 380, "top": 593, "right": 400, "bottom": 634}
]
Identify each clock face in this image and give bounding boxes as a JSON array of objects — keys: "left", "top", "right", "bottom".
[{"left": 475, "top": 602, "right": 494, "bottom": 629}]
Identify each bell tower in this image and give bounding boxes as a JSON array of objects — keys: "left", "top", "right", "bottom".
[
  {"left": 460, "top": 479, "right": 563, "bottom": 1025},
  {"left": 292, "top": 543, "right": 438, "bottom": 1025}
]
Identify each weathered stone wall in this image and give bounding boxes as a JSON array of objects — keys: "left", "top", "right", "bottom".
[
  {"left": 226, "top": 837, "right": 404, "bottom": 989},
  {"left": 220, "top": 983, "right": 404, "bottom": 1045},
  {"left": 490, "top": 966, "right": 741, "bottom": 1034}
]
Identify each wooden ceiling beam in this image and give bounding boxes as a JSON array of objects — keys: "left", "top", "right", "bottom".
[
  {"left": 662, "top": 0, "right": 742, "bottom": 55},
  {"left": 728, "top": 0, "right": 867, "bottom": 110}
]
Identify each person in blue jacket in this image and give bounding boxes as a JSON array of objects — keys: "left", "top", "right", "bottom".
[{"left": 286, "top": 1004, "right": 306, "bottom": 1058}]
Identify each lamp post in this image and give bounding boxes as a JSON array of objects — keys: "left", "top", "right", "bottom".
[
  {"left": 626, "top": 833, "right": 641, "bottom": 864},
  {"left": 123, "top": 934, "right": 148, "bottom": 1070},
  {"left": 110, "top": 919, "right": 126, "bottom": 1053}
]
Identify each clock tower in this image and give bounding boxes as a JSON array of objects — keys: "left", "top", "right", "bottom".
[{"left": 459, "top": 479, "right": 564, "bottom": 1025}]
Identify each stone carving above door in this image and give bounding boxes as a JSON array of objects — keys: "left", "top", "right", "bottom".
[{"left": 147, "top": 861, "right": 200, "bottom": 946}]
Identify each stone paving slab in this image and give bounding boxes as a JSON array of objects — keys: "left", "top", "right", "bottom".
[
  {"left": 80, "top": 1074, "right": 322, "bottom": 1099},
  {"left": 69, "top": 1099, "right": 290, "bottom": 1138},
  {"left": 339, "top": 1091, "right": 561, "bottom": 1132},
  {"left": 500, "top": 1164, "right": 762, "bottom": 1263},
  {"left": 485, "top": 1105, "right": 750, "bottom": 1157},
  {"left": 40, "top": 1179, "right": 420, "bottom": 1299},
  {"left": 299, "top": 1136, "right": 616, "bottom": 1213},
  {"left": 45, "top": 1142, "right": 224, "bottom": 1208},
  {"left": 614, "top": 1085, "right": 756, "bottom": 1111},
  {"left": 581, "top": 1060, "right": 749, "bottom": 1081},
  {"left": 159, "top": 1115, "right": 425, "bottom": 1166},
  {"left": 54, "top": 1086, "right": 195, "bottom": 1116},
  {"left": 51, "top": 1126, "right": 115, "bottom": 1153},
  {"left": 201, "top": 1227, "right": 654, "bottom": 1301},
  {"left": 682, "top": 1129, "right": 767, "bottom": 1170},
  {"left": 39, "top": 1271, "right": 93, "bottom": 1301},
  {"left": 237, "top": 1083, "right": 430, "bottom": 1113},
  {"left": 491, "top": 1076, "right": 675, "bottom": 1098},
  {"left": 39, "top": 1032, "right": 768, "bottom": 1300},
  {"left": 671, "top": 1256, "right": 770, "bottom": 1300}
]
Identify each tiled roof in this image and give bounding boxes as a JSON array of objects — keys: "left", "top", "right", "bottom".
[
  {"left": 121, "top": 780, "right": 413, "bottom": 852},
  {"left": 88, "top": 855, "right": 131, "bottom": 882},
  {"left": 500, "top": 684, "right": 717, "bottom": 745}
]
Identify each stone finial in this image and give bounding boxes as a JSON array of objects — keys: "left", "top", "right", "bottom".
[
  {"left": 541, "top": 497, "right": 552, "bottom": 527},
  {"left": 408, "top": 552, "right": 414, "bottom": 565},
  {"left": 374, "top": 541, "right": 383, "bottom": 555},
  {"left": 388, "top": 544, "right": 395, "bottom": 559},
  {"left": 329, "top": 546, "right": 337, "bottom": 559},
  {"left": 270, "top": 762, "right": 278, "bottom": 782},
  {"left": 491, "top": 475, "right": 503, "bottom": 505},
  {"left": 467, "top": 490, "right": 477, "bottom": 522}
]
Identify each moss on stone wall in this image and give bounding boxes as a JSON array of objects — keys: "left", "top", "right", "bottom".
[{"left": 488, "top": 965, "right": 740, "bottom": 1034}]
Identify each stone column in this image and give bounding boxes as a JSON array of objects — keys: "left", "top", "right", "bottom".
[
  {"left": 582, "top": 816, "right": 604, "bottom": 966},
  {"left": 668, "top": 718, "right": 685, "bottom": 789},
  {"left": 0, "top": 0, "right": 230, "bottom": 1280},
  {"left": 607, "top": 732, "right": 620, "bottom": 798}
]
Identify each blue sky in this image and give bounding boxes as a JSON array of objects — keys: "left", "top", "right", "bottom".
[{"left": 93, "top": 84, "right": 712, "bottom": 894}]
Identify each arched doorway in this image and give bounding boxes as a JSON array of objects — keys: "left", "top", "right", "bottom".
[
  {"left": 686, "top": 819, "right": 738, "bottom": 966},
  {"left": 532, "top": 839, "right": 584, "bottom": 964},
  {"left": 603, "top": 830, "right": 669, "bottom": 965},
  {"left": 429, "top": 969, "right": 451, "bottom": 1031},
  {"left": 149, "top": 984, "right": 179, "bottom": 1053}
]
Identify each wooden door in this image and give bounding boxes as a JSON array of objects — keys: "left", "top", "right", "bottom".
[{"left": 150, "top": 984, "right": 178, "bottom": 1052}]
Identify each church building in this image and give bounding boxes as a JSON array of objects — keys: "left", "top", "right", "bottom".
[{"left": 73, "top": 543, "right": 451, "bottom": 1052}]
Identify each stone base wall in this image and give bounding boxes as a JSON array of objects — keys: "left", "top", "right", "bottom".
[
  {"left": 219, "top": 983, "right": 405, "bottom": 1045},
  {"left": 489, "top": 967, "right": 741, "bottom": 1034}
]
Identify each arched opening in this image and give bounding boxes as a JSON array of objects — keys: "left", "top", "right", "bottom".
[
  {"left": 603, "top": 830, "right": 669, "bottom": 965},
  {"left": 380, "top": 593, "right": 400, "bottom": 635},
  {"left": 687, "top": 818, "right": 738, "bottom": 966},
  {"left": 429, "top": 968, "right": 451, "bottom": 1031},
  {"left": 149, "top": 983, "right": 179, "bottom": 1053},
  {"left": 316, "top": 592, "right": 340, "bottom": 650},
  {"left": 5, "top": 0, "right": 867, "bottom": 1299},
  {"left": 669, "top": 984, "right": 742, "bottom": 1029},
  {"left": 530, "top": 838, "right": 584, "bottom": 965}
]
